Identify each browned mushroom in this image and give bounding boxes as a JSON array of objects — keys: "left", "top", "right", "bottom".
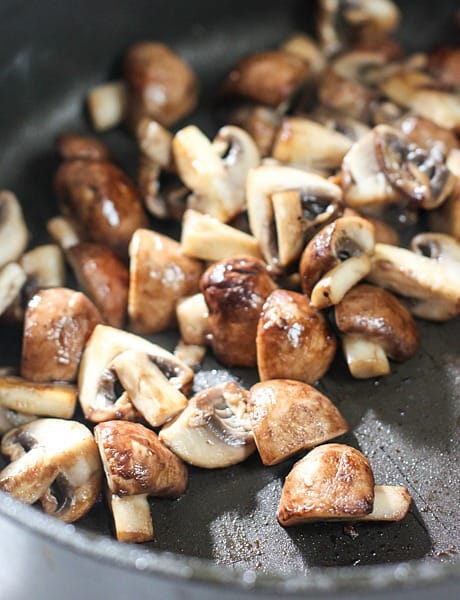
[
  {"left": 427, "top": 47, "right": 460, "bottom": 88},
  {"left": 95, "top": 420, "right": 187, "bottom": 542},
  {"left": 228, "top": 104, "right": 282, "bottom": 157},
  {"left": 335, "top": 284, "right": 419, "bottom": 378},
  {"left": 248, "top": 379, "right": 348, "bottom": 466},
  {"left": 256, "top": 290, "right": 337, "bottom": 383},
  {"left": 200, "top": 256, "right": 277, "bottom": 367},
  {"left": 397, "top": 114, "right": 459, "bottom": 155},
  {"left": 19, "top": 245, "right": 66, "bottom": 298},
  {"left": 311, "top": 106, "right": 370, "bottom": 142},
  {"left": 428, "top": 150, "right": 460, "bottom": 239},
  {"left": 21, "top": 288, "right": 102, "bottom": 383},
  {"left": 123, "top": 41, "right": 199, "bottom": 129},
  {"left": 0, "top": 376, "right": 77, "bottom": 419},
  {"left": 56, "top": 133, "right": 112, "bottom": 162},
  {"left": 280, "top": 33, "right": 326, "bottom": 76},
  {"left": 128, "top": 229, "right": 202, "bottom": 334},
  {"left": 342, "top": 207, "right": 399, "bottom": 246}
]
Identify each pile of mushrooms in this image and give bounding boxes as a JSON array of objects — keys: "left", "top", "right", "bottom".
[{"left": 2, "top": 0, "right": 460, "bottom": 546}]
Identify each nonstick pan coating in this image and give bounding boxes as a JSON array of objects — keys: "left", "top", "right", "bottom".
[{"left": 0, "top": 0, "right": 458, "bottom": 597}]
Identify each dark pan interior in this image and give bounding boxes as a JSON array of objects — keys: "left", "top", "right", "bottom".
[{"left": 0, "top": 0, "right": 459, "bottom": 587}]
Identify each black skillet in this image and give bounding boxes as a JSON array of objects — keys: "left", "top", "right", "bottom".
[{"left": 0, "top": 0, "right": 459, "bottom": 598}]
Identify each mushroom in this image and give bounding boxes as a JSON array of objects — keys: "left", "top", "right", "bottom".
[
  {"left": 271, "top": 117, "right": 353, "bottom": 171},
  {"left": 280, "top": 33, "right": 326, "bottom": 77},
  {"left": 228, "top": 104, "right": 282, "bottom": 157},
  {"left": 368, "top": 240, "right": 460, "bottom": 321},
  {"left": 0, "top": 191, "right": 28, "bottom": 269},
  {"left": 248, "top": 379, "right": 348, "bottom": 466},
  {"left": 397, "top": 114, "right": 459, "bottom": 156},
  {"left": 47, "top": 216, "right": 80, "bottom": 250},
  {"left": 256, "top": 290, "right": 337, "bottom": 383},
  {"left": 66, "top": 242, "right": 129, "bottom": 328},
  {"left": 335, "top": 283, "right": 419, "bottom": 378},
  {"left": 180, "top": 209, "right": 262, "bottom": 262},
  {"left": 246, "top": 164, "right": 343, "bottom": 269},
  {"left": 21, "top": 288, "right": 102, "bottom": 383},
  {"left": 299, "top": 215, "right": 375, "bottom": 309},
  {"left": 86, "top": 80, "right": 129, "bottom": 132},
  {"left": 173, "top": 124, "right": 260, "bottom": 222},
  {"left": 0, "top": 376, "right": 77, "bottom": 419},
  {"left": 78, "top": 324, "right": 193, "bottom": 423},
  {"left": 311, "top": 106, "right": 370, "bottom": 142},
  {"left": 95, "top": 420, "right": 188, "bottom": 543},
  {"left": 0, "top": 263, "right": 26, "bottom": 318},
  {"left": 173, "top": 340, "right": 206, "bottom": 371},
  {"left": 159, "top": 382, "right": 255, "bottom": 469},
  {"left": 0, "top": 419, "right": 102, "bottom": 523},
  {"left": 56, "top": 133, "right": 112, "bottom": 162},
  {"left": 342, "top": 207, "right": 399, "bottom": 245},
  {"left": 19, "top": 245, "right": 66, "bottom": 298},
  {"left": 0, "top": 405, "right": 36, "bottom": 436},
  {"left": 176, "top": 293, "right": 209, "bottom": 346},
  {"left": 427, "top": 46, "right": 460, "bottom": 88},
  {"left": 128, "top": 229, "right": 202, "bottom": 334},
  {"left": 277, "top": 443, "right": 375, "bottom": 526},
  {"left": 200, "top": 256, "right": 277, "bottom": 367}
]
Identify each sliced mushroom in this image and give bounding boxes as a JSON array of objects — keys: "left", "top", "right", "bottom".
[
  {"left": 0, "top": 191, "right": 28, "bottom": 269},
  {"left": 299, "top": 215, "right": 375, "bottom": 308},
  {"left": 280, "top": 33, "right": 326, "bottom": 77},
  {"left": 173, "top": 124, "right": 260, "bottom": 222},
  {"left": 176, "top": 293, "right": 209, "bottom": 346},
  {"left": 248, "top": 379, "right": 348, "bottom": 466},
  {"left": 368, "top": 241, "right": 460, "bottom": 321},
  {"left": 86, "top": 80, "right": 128, "bottom": 131},
  {"left": 428, "top": 181, "right": 460, "bottom": 240},
  {"left": 277, "top": 443, "right": 375, "bottom": 526},
  {"left": 20, "top": 245, "right": 66, "bottom": 298},
  {"left": 397, "top": 114, "right": 459, "bottom": 155},
  {"left": 0, "top": 419, "right": 102, "bottom": 523},
  {"left": 66, "top": 242, "right": 129, "bottom": 328},
  {"left": 228, "top": 104, "right": 282, "bottom": 157},
  {"left": 0, "top": 405, "right": 36, "bottom": 436},
  {"left": 0, "top": 377, "right": 76, "bottom": 419},
  {"left": 21, "top": 287, "right": 102, "bottom": 383},
  {"left": 0, "top": 263, "right": 26, "bottom": 318},
  {"left": 128, "top": 229, "right": 202, "bottom": 334},
  {"left": 95, "top": 420, "right": 188, "bottom": 543},
  {"left": 343, "top": 208, "right": 399, "bottom": 245},
  {"left": 311, "top": 106, "right": 370, "bottom": 142},
  {"left": 159, "top": 382, "right": 255, "bottom": 469},
  {"left": 47, "top": 216, "right": 80, "bottom": 250},
  {"left": 246, "top": 164, "right": 343, "bottom": 268},
  {"left": 335, "top": 284, "right": 419, "bottom": 378},
  {"left": 180, "top": 209, "right": 261, "bottom": 262},
  {"left": 78, "top": 324, "right": 193, "bottom": 422},
  {"left": 256, "top": 290, "right": 337, "bottom": 383},
  {"left": 360, "top": 485, "right": 411, "bottom": 522},
  {"left": 136, "top": 118, "right": 174, "bottom": 169},
  {"left": 56, "top": 133, "right": 112, "bottom": 162},
  {"left": 173, "top": 341, "right": 206, "bottom": 371},
  {"left": 200, "top": 256, "right": 277, "bottom": 367}
]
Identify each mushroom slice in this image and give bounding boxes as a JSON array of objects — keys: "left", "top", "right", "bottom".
[
  {"left": 181, "top": 209, "right": 261, "bottom": 262},
  {"left": 0, "top": 263, "right": 26, "bottom": 318},
  {"left": 277, "top": 444, "right": 375, "bottom": 526},
  {"left": 78, "top": 324, "right": 193, "bottom": 422},
  {"left": 0, "top": 405, "right": 36, "bottom": 436},
  {"left": 300, "top": 216, "right": 375, "bottom": 308},
  {"left": 21, "top": 288, "right": 102, "bottom": 383},
  {"left": 173, "top": 125, "right": 260, "bottom": 223},
  {"left": 335, "top": 284, "right": 419, "bottom": 378},
  {"left": 397, "top": 115, "right": 459, "bottom": 156},
  {"left": 159, "top": 382, "right": 255, "bottom": 469},
  {"left": 20, "top": 244, "right": 65, "bottom": 297},
  {"left": 368, "top": 242, "right": 460, "bottom": 321},
  {"left": 271, "top": 117, "right": 352, "bottom": 171},
  {"left": 312, "top": 107, "right": 370, "bottom": 143},
  {"left": 0, "top": 191, "right": 28, "bottom": 269},
  {"left": 173, "top": 341, "right": 206, "bottom": 371},
  {"left": 107, "top": 350, "right": 187, "bottom": 427},
  {"left": 246, "top": 164, "right": 343, "bottom": 268},
  {"left": 86, "top": 80, "right": 128, "bottom": 132},
  {"left": 136, "top": 118, "right": 174, "bottom": 169},
  {"left": 257, "top": 290, "right": 337, "bottom": 384},
  {"left": 0, "top": 419, "right": 102, "bottom": 523},
  {"left": 47, "top": 216, "right": 80, "bottom": 250},
  {"left": 379, "top": 71, "right": 460, "bottom": 132},
  {"left": 229, "top": 104, "right": 282, "bottom": 158},
  {"left": 248, "top": 380, "right": 348, "bottom": 466},
  {"left": 360, "top": 485, "right": 411, "bottom": 522},
  {"left": 66, "top": 242, "right": 129, "bottom": 328},
  {"left": 201, "top": 256, "right": 277, "bottom": 367},
  {"left": 0, "top": 377, "right": 76, "bottom": 419},
  {"left": 128, "top": 229, "right": 202, "bottom": 334},
  {"left": 176, "top": 293, "right": 209, "bottom": 346},
  {"left": 280, "top": 33, "right": 325, "bottom": 76},
  {"left": 95, "top": 421, "right": 187, "bottom": 543}
]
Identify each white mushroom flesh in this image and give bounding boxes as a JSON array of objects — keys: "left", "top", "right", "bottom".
[
  {"left": 0, "top": 191, "right": 28, "bottom": 269},
  {"left": 106, "top": 491, "right": 153, "bottom": 543},
  {"left": 0, "top": 376, "right": 77, "bottom": 419},
  {"left": 0, "top": 263, "right": 26, "bottom": 317},
  {"left": 86, "top": 80, "right": 128, "bottom": 132},
  {"left": 342, "top": 333, "right": 391, "bottom": 379}
]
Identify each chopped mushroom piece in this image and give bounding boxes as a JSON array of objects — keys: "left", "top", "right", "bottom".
[
  {"left": 173, "top": 340, "right": 206, "bottom": 371},
  {"left": 277, "top": 444, "right": 375, "bottom": 526},
  {"left": 360, "top": 485, "right": 411, "bottom": 522},
  {"left": 47, "top": 216, "right": 80, "bottom": 250},
  {"left": 256, "top": 290, "right": 337, "bottom": 383},
  {"left": 0, "top": 191, "right": 28, "bottom": 269},
  {"left": 21, "top": 288, "right": 102, "bottom": 383},
  {"left": 0, "top": 263, "right": 26, "bottom": 318},
  {"left": 248, "top": 379, "right": 348, "bottom": 466},
  {"left": 95, "top": 420, "right": 188, "bottom": 543},
  {"left": 20, "top": 245, "right": 66, "bottom": 298},
  {"left": 78, "top": 324, "right": 193, "bottom": 422},
  {"left": 56, "top": 133, "right": 112, "bottom": 162},
  {"left": 176, "top": 293, "right": 209, "bottom": 346},
  {"left": 427, "top": 47, "right": 460, "bottom": 88},
  {"left": 299, "top": 215, "right": 375, "bottom": 309},
  {"left": 335, "top": 284, "right": 419, "bottom": 378},
  {"left": 311, "top": 106, "right": 370, "bottom": 142},
  {"left": 397, "top": 115, "right": 459, "bottom": 155},
  {"left": 228, "top": 104, "right": 282, "bottom": 157},
  {"left": 0, "top": 377, "right": 76, "bottom": 419},
  {"left": 200, "top": 256, "right": 277, "bottom": 367},
  {"left": 0, "top": 405, "right": 36, "bottom": 436},
  {"left": 280, "top": 33, "right": 326, "bottom": 76},
  {"left": 428, "top": 150, "right": 460, "bottom": 239},
  {"left": 128, "top": 229, "right": 202, "bottom": 334},
  {"left": 0, "top": 419, "right": 102, "bottom": 523},
  {"left": 86, "top": 80, "right": 128, "bottom": 132},
  {"left": 159, "top": 382, "right": 255, "bottom": 469}
]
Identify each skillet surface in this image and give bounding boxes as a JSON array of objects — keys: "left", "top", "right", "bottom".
[{"left": 0, "top": 0, "right": 459, "bottom": 593}]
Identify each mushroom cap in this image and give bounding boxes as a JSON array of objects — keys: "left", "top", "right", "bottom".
[
  {"left": 21, "top": 288, "right": 102, "bottom": 383},
  {"left": 427, "top": 46, "right": 460, "bottom": 88},
  {"left": 56, "top": 133, "right": 112, "bottom": 162},
  {"left": 0, "top": 418, "right": 102, "bottom": 523},
  {"left": 256, "top": 290, "right": 337, "bottom": 383},
  {"left": 335, "top": 283, "right": 419, "bottom": 362},
  {"left": 398, "top": 115, "right": 458, "bottom": 156},
  {"left": 94, "top": 420, "right": 187, "bottom": 498},
  {"left": 248, "top": 379, "right": 348, "bottom": 466},
  {"left": 277, "top": 443, "right": 375, "bottom": 526}
]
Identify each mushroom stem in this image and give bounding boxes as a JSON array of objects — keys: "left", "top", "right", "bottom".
[
  {"left": 86, "top": 81, "right": 128, "bottom": 132},
  {"left": 342, "top": 333, "right": 390, "bottom": 379},
  {"left": 176, "top": 293, "right": 209, "bottom": 346},
  {"left": 107, "top": 491, "right": 154, "bottom": 543},
  {"left": 47, "top": 216, "right": 80, "bottom": 250},
  {"left": 311, "top": 254, "right": 371, "bottom": 309},
  {"left": 360, "top": 485, "right": 411, "bottom": 522},
  {"left": 0, "top": 377, "right": 77, "bottom": 419}
]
